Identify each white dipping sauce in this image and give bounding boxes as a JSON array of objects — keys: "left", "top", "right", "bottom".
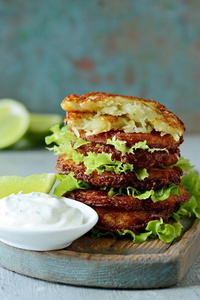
[{"left": 0, "top": 192, "right": 84, "bottom": 229}]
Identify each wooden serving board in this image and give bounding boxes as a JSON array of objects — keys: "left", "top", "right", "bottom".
[{"left": 0, "top": 217, "right": 200, "bottom": 289}]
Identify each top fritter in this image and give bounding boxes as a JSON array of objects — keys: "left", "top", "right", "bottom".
[{"left": 61, "top": 92, "right": 185, "bottom": 141}]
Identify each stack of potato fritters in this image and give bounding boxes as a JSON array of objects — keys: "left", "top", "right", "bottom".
[{"left": 56, "top": 92, "right": 190, "bottom": 233}]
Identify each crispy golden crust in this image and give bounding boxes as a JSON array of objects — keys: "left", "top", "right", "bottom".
[
  {"left": 62, "top": 92, "right": 158, "bottom": 111},
  {"left": 61, "top": 92, "right": 178, "bottom": 118},
  {"left": 74, "top": 143, "right": 180, "bottom": 167},
  {"left": 56, "top": 156, "right": 183, "bottom": 190},
  {"left": 82, "top": 130, "right": 184, "bottom": 149},
  {"left": 65, "top": 185, "right": 190, "bottom": 232},
  {"left": 62, "top": 92, "right": 185, "bottom": 140}
]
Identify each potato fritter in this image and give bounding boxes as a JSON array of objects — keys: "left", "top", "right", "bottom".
[
  {"left": 64, "top": 184, "right": 189, "bottom": 232},
  {"left": 56, "top": 92, "right": 189, "bottom": 236},
  {"left": 74, "top": 143, "right": 180, "bottom": 167},
  {"left": 56, "top": 156, "right": 183, "bottom": 190},
  {"left": 62, "top": 92, "right": 185, "bottom": 140},
  {"left": 92, "top": 208, "right": 173, "bottom": 232},
  {"left": 82, "top": 130, "right": 183, "bottom": 149},
  {"left": 64, "top": 185, "right": 189, "bottom": 212}
]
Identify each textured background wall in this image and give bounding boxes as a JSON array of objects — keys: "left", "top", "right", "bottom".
[{"left": 0, "top": 0, "right": 200, "bottom": 132}]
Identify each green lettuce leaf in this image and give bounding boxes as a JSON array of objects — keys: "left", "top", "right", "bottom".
[
  {"left": 106, "top": 138, "right": 168, "bottom": 155},
  {"left": 151, "top": 184, "right": 181, "bottom": 202},
  {"left": 173, "top": 157, "right": 194, "bottom": 172},
  {"left": 106, "top": 137, "right": 132, "bottom": 156},
  {"left": 82, "top": 152, "right": 148, "bottom": 179},
  {"left": 53, "top": 173, "right": 180, "bottom": 203},
  {"left": 45, "top": 124, "right": 88, "bottom": 160},
  {"left": 45, "top": 125, "right": 85, "bottom": 164},
  {"left": 145, "top": 218, "right": 183, "bottom": 243},
  {"left": 46, "top": 125, "right": 148, "bottom": 178},
  {"left": 91, "top": 219, "right": 182, "bottom": 244},
  {"left": 116, "top": 229, "right": 152, "bottom": 243},
  {"left": 91, "top": 227, "right": 151, "bottom": 243},
  {"left": 181, "top": 170, "right": 200, "bottom": 197},
  {"left": 53, "top": 173, "right": 90, "bottom": 197},
  {"left": 45, "top": 124, "right": 77, "bottom": 146},
  {"left": 73, "top": 139, "right": 91, "bottom": 149},
  {"left": 175, "top": 170, "right": 200, "bottom": 218},
  {"left": 108, "top": 184, "right": 180, "bottom": 203},
  {"left": 83, "top": 152, "right": 134, "bottom": 175},
  {"left": 133, "top": 168, "right": 149, "bottom": 181}
]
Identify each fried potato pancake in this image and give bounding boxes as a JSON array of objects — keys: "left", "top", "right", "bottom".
[
  {"left": 64, "top": 185, "right": 190, "bottom": 232},
  {"left": 62, "top": 92, "right": 185, "bottom": 140},
  {"left": 67, "top": 112, "right": 131, "bottom": 138},
  {"left": 74, "top": 143, "right": 180, "bottom": 167},
  {"left": 92, "top": 208, "right": 174, "bottom": 232},
  {"left": 64, "top": 185, "right": 189, "bottom": 212},
  {"left": 59, "top": 92, "right": 187, "bottom": 233},
  {"left": 56, "top": 156, "right": 183, "bottom": 190},
  {"left": 82, "top": 130, "right": 183, "bottom": 149}
]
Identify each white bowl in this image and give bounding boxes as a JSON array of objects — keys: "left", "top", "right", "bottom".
[{"left": 0, "top": 198, "right": 98, "bottom": 251}]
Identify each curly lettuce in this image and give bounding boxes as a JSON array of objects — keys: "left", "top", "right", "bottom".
[
  {"left": 108, "top": 184, "right": 180, "bottom": 203},
  {"left": 171, "top": 156, "right": 194, "bottom": 172},
  {"left": 46, "top": 125, "right": 191, "bottom": 180},
  {"left": 145, "top": 218, "right": 183, "bottom": 243},
  {"left": 45, "top": 125, "right": 85, "bottom": 164},
  {"left": 83, "top": 152, "right": 134, "bottom": 175},
  {"left": 53, "top": 173, "right": 90, "bottom": 197},
  {"left": 91, "top": 227, "right": 152, "bottom": 243},
  {"left": 107, "top": 137, "right": 168, "bottom": 155},
  {"left": 91, "top": 219, "right": 183, "bottom": 244},
  {"left": 54, "top": 173, "right": 180, "bottom": 203},
  {"left": 83, "top": 152, "right": 148, "bottom": 180},
  {"left": 46, "top": 125, "right": 148, "bottom": 180},
  {"left": 173, "top": 170, "right": 200, "bottom": 219}
]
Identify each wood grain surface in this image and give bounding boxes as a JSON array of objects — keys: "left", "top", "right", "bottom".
[{"left": 0, "top": 217, "right": 199, "bottom": 289}]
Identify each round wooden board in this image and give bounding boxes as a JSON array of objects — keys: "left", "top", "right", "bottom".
[{"left": 0, "top": 218, "right": 200, "bottom": 289}]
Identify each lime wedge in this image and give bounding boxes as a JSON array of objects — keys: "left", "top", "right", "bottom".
[
  {"left": 28, "top": 113, "right": 63, "bottom": 134},
  {"left": 0, "top": 173, "right": 56, "bottom": 199},
  {"left": 0, "top": 98, "right": 30, "bottom": 149},
  {"left": 26, "top": 113, "right": 63, "bottom": 144}
]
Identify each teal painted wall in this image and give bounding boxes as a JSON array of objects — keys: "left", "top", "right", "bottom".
[{"left": 1, "top": 0, "right": 200, "bottom": 132}]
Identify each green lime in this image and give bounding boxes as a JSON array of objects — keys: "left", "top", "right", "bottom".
[
  {"left": 0, "top": 98, "right": 30, "bottom": 149},
  {"left": 28, "top": 113, "right": 63, "bottom": 134},
  {"left": 0, "top": 173, "right": 56, "bottom": 199},
  {"left": 26, "top": 113, "right": 63, "bottom": 144}
]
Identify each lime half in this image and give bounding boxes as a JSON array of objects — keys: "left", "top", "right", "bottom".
[
  {"left": 0, "top": 98, "right": 30, "bottom": 149},
  {"left": 0, "top": 173, "right": 56, "bottom": 199},
  {"left": 28, "top": 113, "right": 63, "bottom": 134},
  {"left": 26, "top": 113, "right": 63, "bottom": 144}
]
